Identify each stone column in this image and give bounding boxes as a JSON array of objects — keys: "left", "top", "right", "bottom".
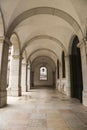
[
  {"left": 78, "top": 40, "right": 87, "bottom": 106},
  {"left": 9, "top": 54, "right": 21, "bottom": 96},
  {"left": 65, "top": 55, "right": 71, "bottom": 96},
  {"left": 26, "top": 64, "right": 30, "bottom": 91},
  {"left": 0, "top": 37, "right": 9, "bottom": 107},
  {"left": 21, "top": 60, "right": 26, "bottom": 92},
  {"left": 59, "top": 63, "right": 62, "bottom": 93}
]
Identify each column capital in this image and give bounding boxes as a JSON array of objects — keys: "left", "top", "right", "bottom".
[
  {"left": 65, "top": 55, "right": 69, "bottom": 58},
  {"left": 77, "top": 38, "right": 87, "bottom": 48},
  {"left": 27, "top": 64, "right": 30, "bottom": 69},
  {"left": 27, "top": 67, "right": 30, "bottom": 69},
  {"left": 12, "top": 54, "right": 20, "bottom": 59},
  {"left": 20, "top": 54, "right": 24, "bottom": 60},
  {"left": 0, "top": 36, "right": 4, "bottom": 43},
  {"left": 22, "top": 63, "right": 27, "bottom": 66},
  {"left": 4, "top": 37, "right": 12, "bottom": 46}
]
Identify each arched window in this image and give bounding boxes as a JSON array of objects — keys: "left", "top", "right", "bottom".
[
  {"left": 57, "top": 60, "right": 59, "bottom": 79},
  {"left": 40, "top": 67, "right": 47, "bottom": 80},
  {"left": 62, "top": 51, "right": 66, "bottom": 78}
]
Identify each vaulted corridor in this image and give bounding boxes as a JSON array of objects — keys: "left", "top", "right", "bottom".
[
  {"left": 0, "top": 0, "right": 87, "bottom": 129},
  {"left": 0, "top": 88, "right": 87, "bottom": 130}
]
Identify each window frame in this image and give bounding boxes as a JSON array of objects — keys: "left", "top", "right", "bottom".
[{"left": 39, "top": 66, "right": 48, "bottom": 81}]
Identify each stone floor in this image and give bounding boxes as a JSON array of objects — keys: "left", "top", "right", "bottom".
[{"left": 0, "top": 88, "right": 87, "bottom": 130}]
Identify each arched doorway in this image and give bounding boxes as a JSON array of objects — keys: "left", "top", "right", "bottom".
[{"left": 70, "top": 36, "right": 83, "bottom": 103}]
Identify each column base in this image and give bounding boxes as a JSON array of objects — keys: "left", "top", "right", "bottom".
[
  {"left": 26, "top": 85, "right": 30, "bottom": 92},
  {"left": 83, "top": 91, "right": 87, "bottom": 106},
  {"left": 10, "top": 86, "right": 21, "bottom": 97},
  {"left": 0, "top": 90, "right": 7, "bottom": 108},
  {"left": 7, "top": 87, "right": 11, "bottom": 96},
  {"left": 22, "top": 86, "right": 27, "bottom": 92}
]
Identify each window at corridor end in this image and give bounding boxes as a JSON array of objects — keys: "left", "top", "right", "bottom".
[{"left": 40, "top": 67, "right": 47, "bottom": 80}]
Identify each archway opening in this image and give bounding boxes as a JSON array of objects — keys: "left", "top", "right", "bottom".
[
  {"left": 30, "top": 56, "right": 56, "bottom": 89},
  {"left": 70, "top": 36, "right": 83, "bottom": 103}
]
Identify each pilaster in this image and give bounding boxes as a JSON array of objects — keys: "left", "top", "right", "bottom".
[
  {"left": 26, "top": 64, "right": 30, "bottom": 91},
  {"left": 21, "top": 61, "right": 27, "bottom": 92},
  {"left": 9, "top": 54, "right": 21, "bottom": 96},
  {"left": 65, "top": 55, "right": 71, "bottom": 96},
  {"left": 78, "top": 40, "right": 87, "bottom": 106},
  {"left": 0, "top": 37, "right": 9, "bottom": 107}
]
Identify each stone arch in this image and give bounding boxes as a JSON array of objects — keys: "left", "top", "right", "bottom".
[
  {"left": 27, "top": 48, "right": 58, "bottom": 90},
  {"left": 31, "top": 55, "right": 56, "bottom": 72},
  {"left": 27, "top": 48, "right": 58, "bottom": 64},
  {"left": 21, "top": 35, "right": 67, "bottom": 55},
  {"left": 0, "top": 7, "right": 5, "bottom": 36},
  {"left": 6, "top": 7, "right": 83, "bottom": 40},
  {"left": 68, "top": 34, "right": 77, "bottom": 55},
  {"left": 84, "top": 18, "right": 87, "bottom": 41},
  {"left": 31, "top": 55, "right": 56, "bottom": 88},
  {"left": 28, "top": 49, "right": 57, "bottom": 64},
  {"left": 10, "top": 32, "right": 21, "bottom": 54}
]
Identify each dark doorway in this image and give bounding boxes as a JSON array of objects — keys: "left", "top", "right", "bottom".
[
  {"left": 70, "top": 36, "right": 83, "bottom": 103},
  {"left": 62, "top": 51, "right": 66, "bottom": 78},
  {"left": 57, "top": 60, "right": 59, "bottom": 79}
]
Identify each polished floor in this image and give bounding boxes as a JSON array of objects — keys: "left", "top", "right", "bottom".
[{"left": 0, "top": 88, "right": 87, "bottom": 130}]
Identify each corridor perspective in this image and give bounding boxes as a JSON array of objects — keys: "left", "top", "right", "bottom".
[
  {"left": 0, "top": 0, "right": 87, "bottom": 130},
  {"left": 0, "top": 88, "right": 87, "bottom": 130}
]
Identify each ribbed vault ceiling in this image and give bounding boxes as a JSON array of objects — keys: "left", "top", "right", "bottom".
[{"left": 0, "top": 0, "right": 87, "bottom": 61}]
